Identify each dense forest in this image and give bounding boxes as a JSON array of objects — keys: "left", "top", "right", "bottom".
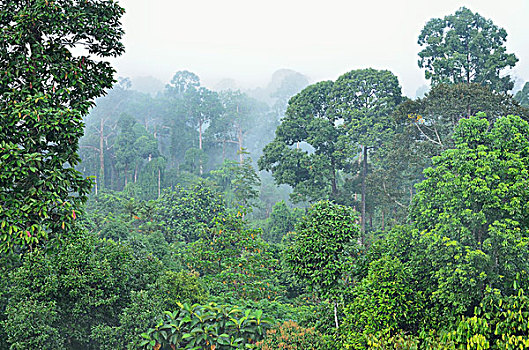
[{"left": 3, "top": 1, "right": 529, "bottom": 349}]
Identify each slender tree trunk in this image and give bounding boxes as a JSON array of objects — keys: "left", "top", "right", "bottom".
[
  {"left": 124, "top": 163, "right": 128, "bottom": 188},
  {"left": 111, "top": 162, "right": 116, "bottom": 190},
  {"left": 222, "top": 140, "right": 226, "bottom": 161},
  {"left": 238, "top": 125, "right": 243, "bottom": 164},
  {"left": 199, "top": 120, "right": 203, "bottom": 150},
  {"left": 331, "top": 158, "right": 337, "bottom": 198},
  {"left": 99, "top": 117, "right": 105, "bottom": 190},
  {"left": 333, "top": 301, "right": 339, "bottom": 329},
  {"left": 199, "top": 120, "right": 203, "bottom": 175},
  {"left": 361, "top": 145, "right": 367, "bottom": 238},
  {"left": 466, "top": 42, "right": 471, "bottom": 85},
  {"left": 134, "top": 163, "right": 138, "bottom": 183},
  {"left": 382, "top": 210, "right": 385, "bottom": 232},
  {"left": 158, "top": 168, "right": 161, "bottom": 198}
]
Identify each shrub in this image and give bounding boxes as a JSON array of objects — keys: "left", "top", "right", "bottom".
[
  {"left": 141, "top": 302, "right": 273, "bottom": 349},
  {"left": 256, "top": 321, "right": 331, "bottom": 350}
]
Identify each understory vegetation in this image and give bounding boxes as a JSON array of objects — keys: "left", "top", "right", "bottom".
[{"left": 2, "top": 2, "right": 529, "bottom": 349}]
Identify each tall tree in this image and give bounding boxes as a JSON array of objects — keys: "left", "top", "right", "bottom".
[
  {"left": 418, "top": 7, "right": 518, "bottom": 92},
  {"left": 259, "top": 81, "right": 351, "bottom": 204},
  {"left": 375, "top": 83, "right": 529, "bottom": 221},
  {"left": 166, "top": 70, "right": 200, "bottom": 98},
  {"left": 208, "top": 90, "right": 267, "bottom": 163},
  {"left": 0, "top": 0, "right": 125, "bottom": 252},
  {"left": 79, "top": 82, "right": 132, "bottom": 193},
  {"left": 331, "top": 68, "right": 403, "bottom": 234},
  {"left": 184, "top": 87, "right": 222, "bottom": 174},
  {"left": 408, "top": 114, "right": 529, "bottom": 323}
]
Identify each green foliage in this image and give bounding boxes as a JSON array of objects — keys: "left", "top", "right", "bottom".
[
  {"left": 259, "top": 81, "right": 350, "bottom": 203},
  {"left": 340, "top": 256, "right": 424, "bottom": 348},
  {"left": 152, "top": 270, "right": 208, "bottom": 310},
  {"left": 331, "top": 68, "right": 403, "bottom": 149},
  {"left": 184, "top": 86, "right": 223, "bottom": 155},
  {"left": 395, "top": 83, "right": 529, "bottom": 155},
  {"left": 211, "top": 155, "right": 261, "bottom": 208},
  {"left": 262, "top": 201, "right": 302, "bottom": 243},
  {"left": 418, "top": 7, "right": 518, "bottom": 92},
  {"left": 330, "top": 68, "right": 403, "bottom": 232},
  {"left": 185, "top": 210, "right": 282, "bottom": 301},
  {"left": 3, "top": 233, "right": 162, "bottom": 349},
  {"left": 213, "top": 296, "right": 313, "bottom": 327},
  {"left": 112, "top": 114, "right": 163, "bottom": 196},
  {"left": 285, "top": 200, "right": 359, "bottom": 300},
  {"left": 260, "top": 69, "right": 402, "bottom": 234},
  {"left": 255, "top": 321, "right": 331, "bottom": 350},
  {"left": 166, "top": 70, "right": 200, "bottom": 97},
  {"left": 207, "top": 90, "right": 269, "bottom": 164},
  {"left": 4, "top": 300, "right": 63, "bottom": 350},
  {"left": 140, "top": 302, "right": 273, "bottom": 349},
  {"left": 127, "top": 231, "right": 182, "bottom": 271},
  {"left": 515, "top": 82, "right": 529, "bottom": 108},
  {"left": 0, "top": 0, "right": 125, "bottom": 252},
  {"left": 351, "top": 285, "right": 529, "bottom": 349},
  {"left": 376, "top": 83, "right": 529, "bottom": 223},
  {"left": 366, "top": 332, "right": 420, "bottom": 349},
  {"left": 411, "top": 115, "right": 529, "bottom": 299},
  {"left": 183, "top": 147, "right": 208, "bottom": 175},
  {"left": 155, "top": 182, "right": 226, "bottom": 242},
  {"left": 426, "top": 285, "right": 529, "bottom": 349},
  {"left": 342, "top": 114, "right": 529, "bottom": 342}
]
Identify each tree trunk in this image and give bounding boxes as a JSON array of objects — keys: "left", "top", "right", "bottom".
[
  {"left": 158, "top": 168, "right": 161, "bottom": 198},
  {"left": 333, "top": 301, "right": 339, "bottom": 329},
  {"left": 199, "top": 120, "right": 203, "bottom": 150},
  {"left": 199, "top": 120, "right": 203, "bottom": 175},
  {"left": 238, "top": 125, "right": 243, "bottom": 164},
  {"left": 331, "top": 158, "right": 337, "bottom": 198},
  {"left": 110, "top": 162, "right": 116, "bottom": 190},
  {"left": 361, "top": 145, "right": 367, "bottom": 239},
  {"left": 134, "top": 163, "right": 138, "bottom": 183},
  {"left": 382, "top": 210, "right": 385, "bottom": 232},
  {"left": 99, "top": 117, "right": 105, "bottom": 190},
  {"left": 124, "top": 163, "right": 128, "bottom": 188}
]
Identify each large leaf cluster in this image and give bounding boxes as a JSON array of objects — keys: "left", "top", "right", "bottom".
[
  {"left": 418, "top": 7, "right": 518, "bottom": 92},
  {"left": 3, "top": 234, "right": 163, "bottom": 349},
  {"left": 186, "top": 210, "right": 282, "bottom": 301},
  {"left": 0, "top": 0, "right": 125, "bottom": 252},
  {"left": 259, "top": 70, "right": 402, "bottom": 204},
  {"left": 285, "top": 200, "right": 359, "bottom": 300},
  {"left": 141, "top": 302, "right": 273, "bottom": 349},
  {"left": 155, "top": 182, "right": 226, "bottom": 242}
]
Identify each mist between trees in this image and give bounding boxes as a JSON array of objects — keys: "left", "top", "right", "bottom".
[{"left": 3, "top": 2, "right": 529, "bottom": 349}]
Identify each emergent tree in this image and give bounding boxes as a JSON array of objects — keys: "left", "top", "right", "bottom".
[{"left": 418, "top": 7, "right": 518, "bottom": 92}]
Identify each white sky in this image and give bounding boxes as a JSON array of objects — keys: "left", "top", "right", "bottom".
[{"left": 110, "top": 0, "right": 529, "bottom": 96}]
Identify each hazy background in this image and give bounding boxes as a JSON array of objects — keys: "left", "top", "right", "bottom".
[{"left": 110, "top": 0, "right": 529, "bottom": 97}]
